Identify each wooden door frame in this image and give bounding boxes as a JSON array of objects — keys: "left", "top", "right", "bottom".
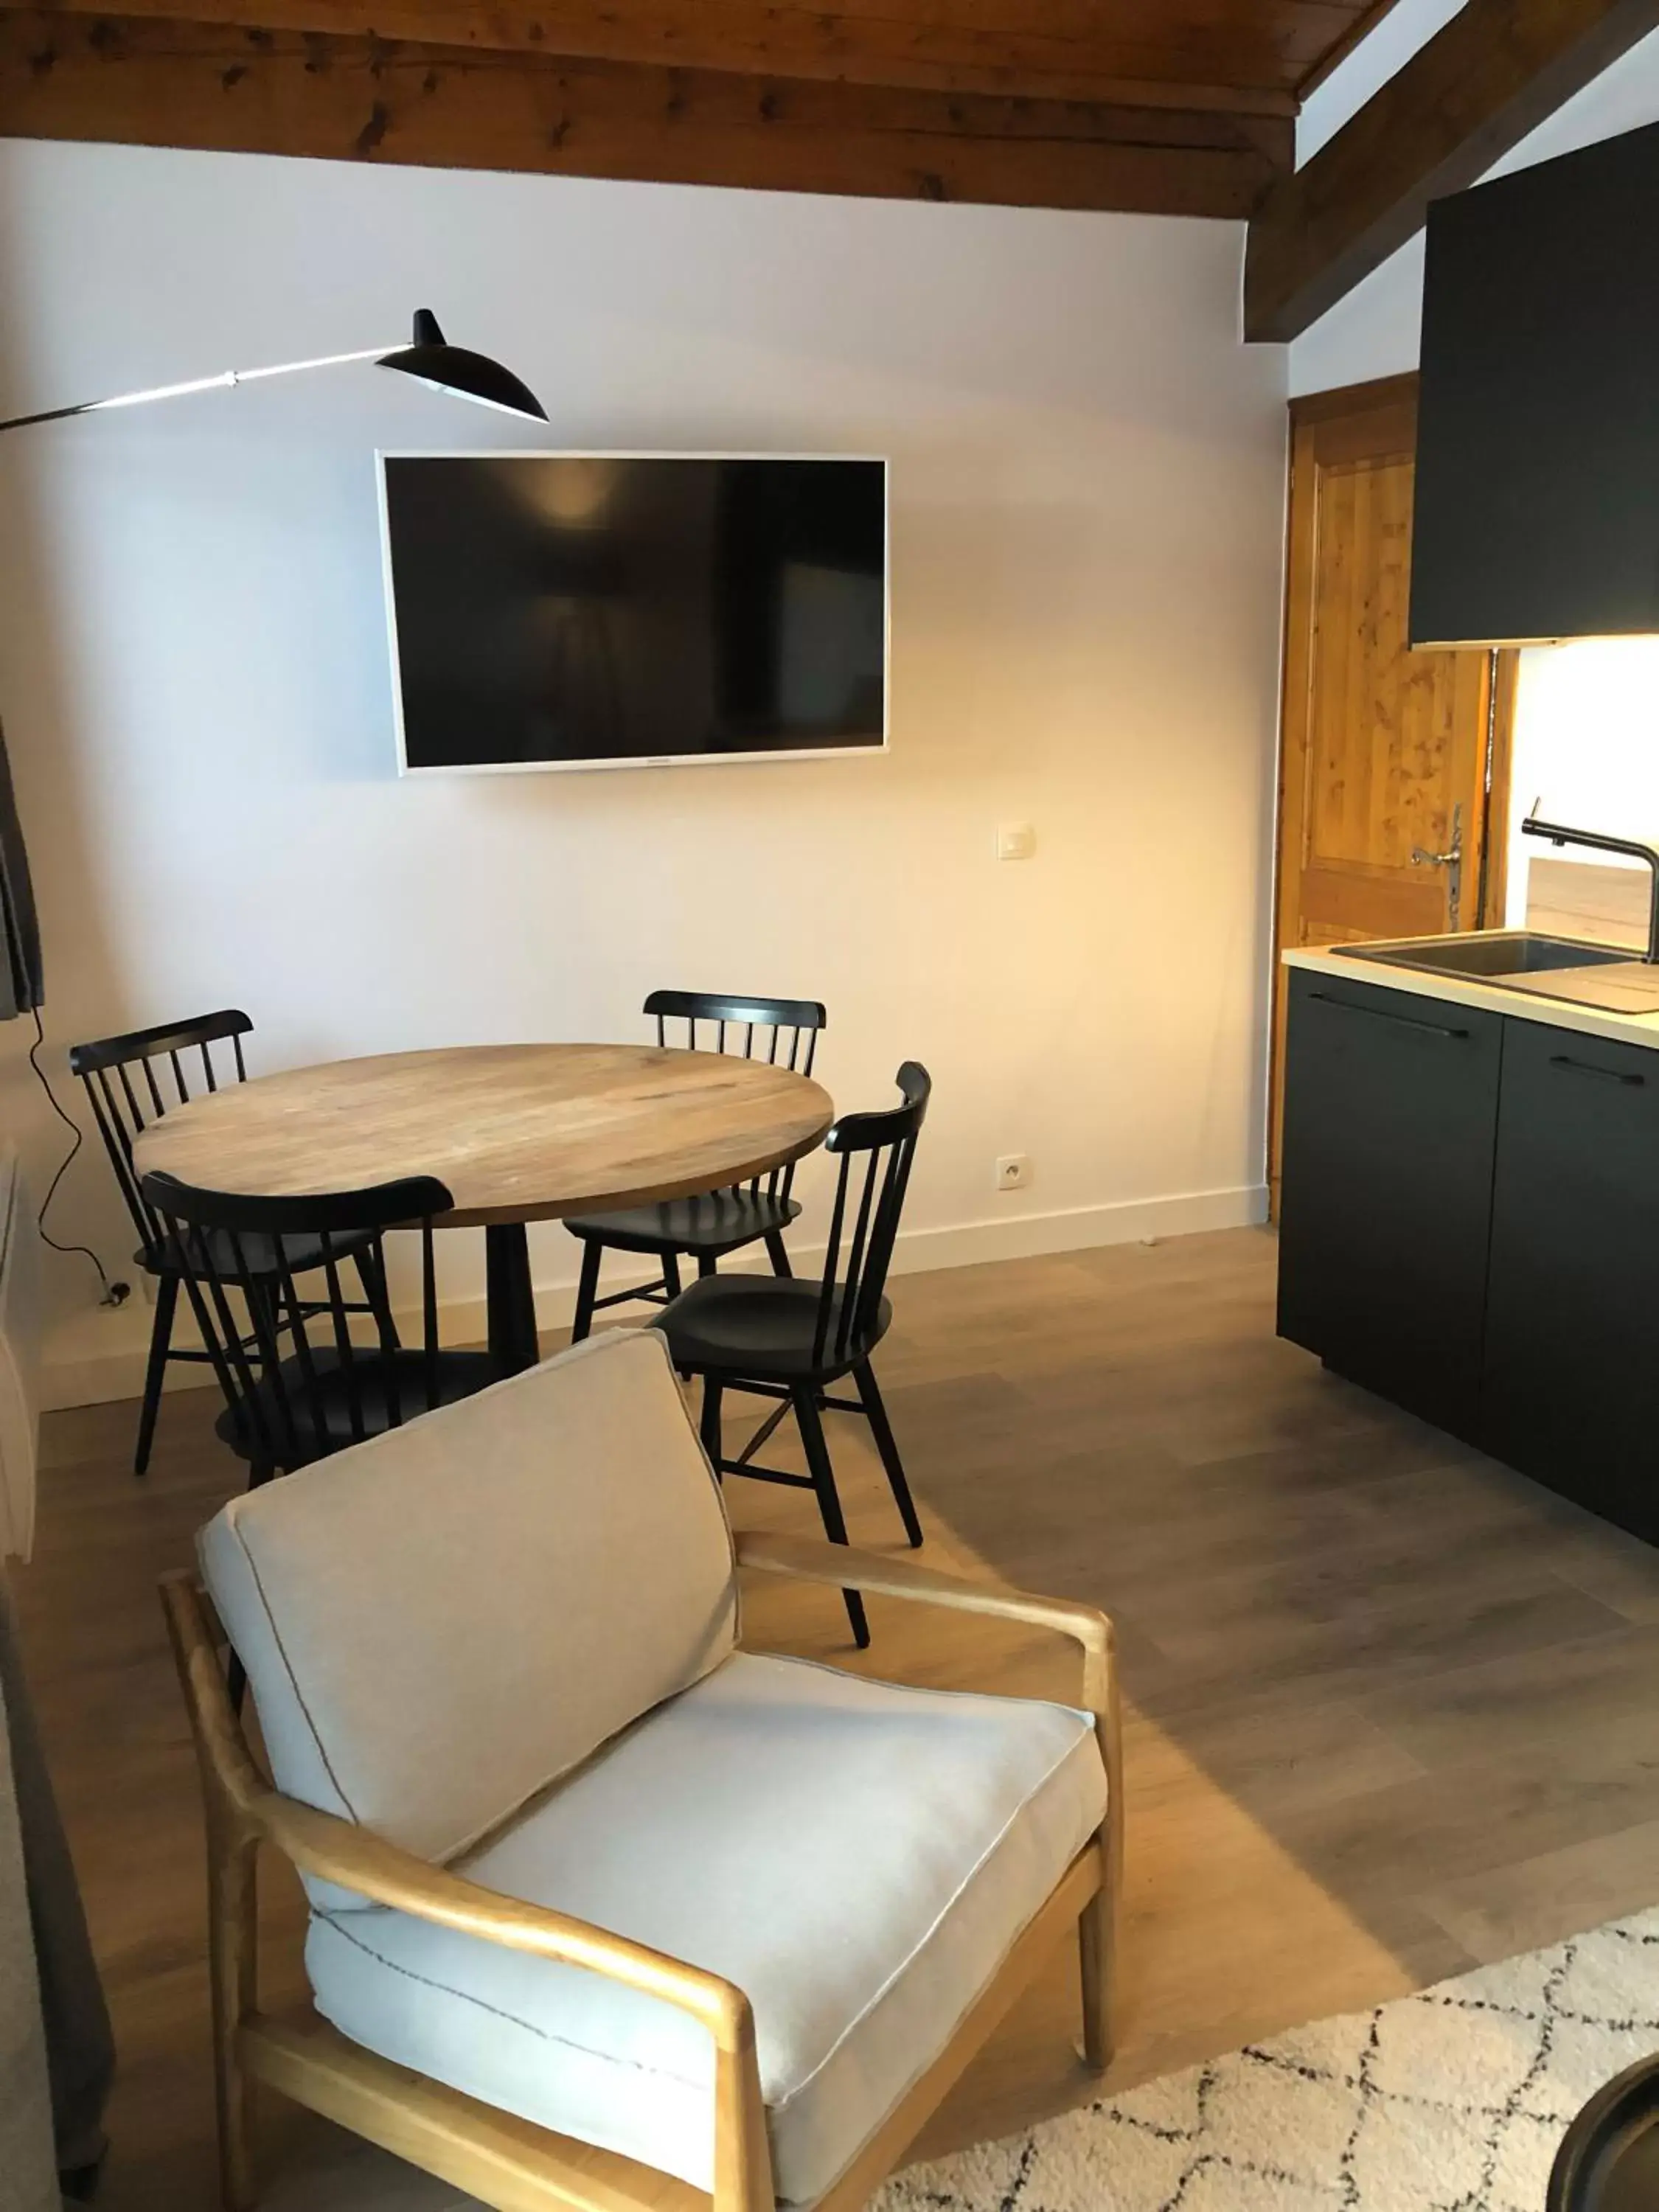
[{"left": 1267, "top": 370, "right": 1518, "bottom": 1206}]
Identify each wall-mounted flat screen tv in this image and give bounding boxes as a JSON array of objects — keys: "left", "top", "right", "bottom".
[{"left": 378, "top": 452, "right": 888, "bottom": 773}]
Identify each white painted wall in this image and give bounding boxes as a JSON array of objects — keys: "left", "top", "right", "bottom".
[
  {"left": 0, "top": 142, "right": 1287, "bottom": 1399},
  {"left": 1506, "top": 640, "right": 1659, "bottom": 924}
]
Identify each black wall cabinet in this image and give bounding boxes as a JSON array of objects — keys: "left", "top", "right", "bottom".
[
  {"left": 1412, "top": 121, "right": 1659, "bottom": 647},
  {"left": 1279, "top": 969, "right": 1659, "bottom": 1543}
]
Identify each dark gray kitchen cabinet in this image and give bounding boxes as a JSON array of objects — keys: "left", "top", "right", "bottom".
[
  {"left": 1279, "top": 965, "right": 1659, "bottom": 1545},
  {"left": 1277, "top": 970, "right": 1505, "bottom": 1441},
  {"left": 1483, "top": 1020, "right": 1659, "bottom": 1542}
]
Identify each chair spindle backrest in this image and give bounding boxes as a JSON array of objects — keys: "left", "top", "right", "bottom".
[
  {"left": 69, "top": 1012, "right": 254, "bottom": 1251},
  {"left": 813, "top": 1062, "right": 931, "bottom": 1370},
  {"left": 137, "top": 1169, "right": 453, "bottom": 1470},
  {"left": 643, "top": 990, "right": 827, "bottom": 1204}
]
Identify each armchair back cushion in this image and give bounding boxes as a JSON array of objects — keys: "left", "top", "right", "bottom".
[{"left": 199, "top": 1329, "right": 737, "bottom": 1866}]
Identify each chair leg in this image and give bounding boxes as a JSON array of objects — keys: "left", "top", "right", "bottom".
[
  {"left": 793, "top": 1386, "right": 869, "bottom": 1648},
  {"left": 664, "top": 1257, "right": 689, "bottom": 1378},
  {"left": 245, "top": 1281, "right": 283, "bottom": 1374},
  {"left": 208, "top": 1824, "right": 259, "bottom": 2211},
  {"left": 714, "top": 2031, "right": 776, "bottom": 2212},
  {"left": 853, "top": 1359, "right": 924, "bottom": 1548},
  {"left": 697, "top": 1252, "right": 718, "bottom": 1281},
  {"left": 354, "top": 1246, "right": 400, "bottom": 1348},
  {"left": 133, "top": 1274, "right": 178, "bottom": 1478},
  {"left": 571, "top": 1240, "right": 602, "bottom": 1343},
  {"left": 700, "top": 1377, "right": 724, "bottom": 1470},
  {"left": 1079, "top": 1864, "right": 1116, "bottom": 2073},
  {"left": 763, "top": 1230, "right": 793, "bottom": 1278}
]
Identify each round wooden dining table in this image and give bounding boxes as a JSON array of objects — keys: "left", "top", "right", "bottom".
[{"left": 131, "top": 1042, "right": 835, "bottom": 1374}]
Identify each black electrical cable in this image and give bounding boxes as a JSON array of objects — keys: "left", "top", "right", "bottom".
[{"left": 27, "top": 1006, "right": 127, "bottom": 1303}]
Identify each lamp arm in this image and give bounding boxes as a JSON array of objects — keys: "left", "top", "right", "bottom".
[{"left": 0, "top": 344, "right": 397, "bottom": 435}]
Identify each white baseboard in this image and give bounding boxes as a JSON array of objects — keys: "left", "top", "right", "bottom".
[
  {"left": 879, "top": 1182, "right": 1267, "bottom": 1275},
  {"left": 39, "top": 1181, "right": 1268, "bottom": 1413}
]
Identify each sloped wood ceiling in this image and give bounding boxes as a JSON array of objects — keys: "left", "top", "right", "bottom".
[
  {"left": 9, "top": 1, "right": 1655, "bottom": 340},
  {"left": 0, "top": 1, "right": 1404, "bottom": 215}
]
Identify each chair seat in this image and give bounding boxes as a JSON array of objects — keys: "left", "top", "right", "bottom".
[
  {"left": 214, "top": 1349, "right": 499, "bottom": 1464},
  {"left": 139, "top": 1224, "right": 379, "bottom": 1281},
  {"left": 305, "top": 1650, "right": 1105, "bottom": 2208},
  {"left": 653, "top": 1274, "right": 890, "bottom": 1382},
  {"left": 563, "top": 1189, "right": 800, "bottom": 1258}
]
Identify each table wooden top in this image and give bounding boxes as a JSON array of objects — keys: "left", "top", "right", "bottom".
[{"left": 131, "top": 1043, "right": 835, "bottom": 1228}]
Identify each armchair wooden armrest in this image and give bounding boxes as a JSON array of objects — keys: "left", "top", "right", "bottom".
[
  {"left": 735, "top": 1530, "right": 1115, "bottom": 1703},
  {"left": 255, "top": 1787, "right": 748, "bottom": 2039}
]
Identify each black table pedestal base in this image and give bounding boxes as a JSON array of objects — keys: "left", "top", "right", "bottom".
[{"left": 484, "top": 1223, "right": 542, "bottom": 1377}]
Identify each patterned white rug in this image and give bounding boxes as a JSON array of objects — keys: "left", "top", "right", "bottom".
[{"left": 877, "top": 1910, "right": 1659, "bottom": 2212}]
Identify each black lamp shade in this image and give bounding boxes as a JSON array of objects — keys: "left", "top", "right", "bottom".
[{"left": 378, "top": 310, "right": 546, "bottom": 422}]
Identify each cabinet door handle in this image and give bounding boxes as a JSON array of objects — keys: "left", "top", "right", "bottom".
[
  {"left": 1307, "top": 990, "right": 1470, "bottom": 1040},
  {"left": 1548, "top": 1054, "right": 1645, "bottom": 1087}
]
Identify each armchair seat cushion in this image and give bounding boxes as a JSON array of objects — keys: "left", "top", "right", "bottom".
[{"left": 305, "top": 1651, "right": 1105, "bottom": 2209}]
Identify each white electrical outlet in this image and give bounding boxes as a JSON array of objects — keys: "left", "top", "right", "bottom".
[
  {"left": 995, "top": 823, "right": 1036, "bottom": 861},
  {"left": 995, "top": 1154, "right": 1031, "bottom": 1192}
]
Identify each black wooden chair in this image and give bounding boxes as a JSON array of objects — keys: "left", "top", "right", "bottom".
[
  {"left": 565, "top": 990, "right": 827, "bottom": 1341},
  {"left": 653, "top": 1062, "right": 931, "bottom": 1649},
  {"left": 136, "top": 1168, "right": 497, "bottom": 1485},
  {"left": 69, "top": 1011, "right": 393, "bottom": 1476}
]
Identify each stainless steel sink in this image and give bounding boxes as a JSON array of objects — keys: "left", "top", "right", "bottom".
[{"left": 1340, "top": 933, "right": 1630, "bottom": 981}]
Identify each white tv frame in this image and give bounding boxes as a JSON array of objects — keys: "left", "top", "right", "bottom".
[{"left": 377, "top": 450, "right": 891, "bottom": 776}]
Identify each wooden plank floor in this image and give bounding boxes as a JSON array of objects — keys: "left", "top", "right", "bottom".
[{"left": 15, "top": 1224, "right": 1659, "bottom": 2208}]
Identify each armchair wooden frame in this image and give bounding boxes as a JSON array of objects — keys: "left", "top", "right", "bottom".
[{"left": 161, "top": 1532, "right": 1121, "bottom": 2212}]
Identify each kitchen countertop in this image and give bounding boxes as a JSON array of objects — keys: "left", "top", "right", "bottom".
[{"left": 1284, "top": 934, "right": 1659, "bottom": 1054}]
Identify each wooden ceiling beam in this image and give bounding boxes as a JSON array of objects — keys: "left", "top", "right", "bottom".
[
  {"left": 27, "top": 0, "right": 1298, "bottom": 115},
  {"left": 1245, "top": 0, "right": 1659, "bottom": 343},
  {"left": 0, "top": 10, "right": 1290, "bottom": 215}
]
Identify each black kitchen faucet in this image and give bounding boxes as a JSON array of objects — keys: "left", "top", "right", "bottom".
[{"left": 1521, "top": 802, "right": 1659, "bottom": 963}]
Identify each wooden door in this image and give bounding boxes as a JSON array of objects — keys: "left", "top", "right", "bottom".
[{"left": 1269, "top": 372, "right": 1516, "bottom": 1200}]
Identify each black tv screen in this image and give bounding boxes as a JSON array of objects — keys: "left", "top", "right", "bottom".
[{"left": 379, "top": 453, "right": 888, "bottom": 771}]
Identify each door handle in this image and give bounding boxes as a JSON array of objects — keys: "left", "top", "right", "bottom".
[
  {"left": 1308, "top": 991, "right": 1470, "bottom": 1040},
  {"left": 1548, "top": 1054, "right": 1644, "bottom": 1088},
  {"left": 1411, "top": 801, "right": 1464, "bottom": 929}
]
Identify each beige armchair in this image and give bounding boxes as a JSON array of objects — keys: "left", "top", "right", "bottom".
[{"left": 163, "top": 1328, "right": 1121, "bottom": 2212}]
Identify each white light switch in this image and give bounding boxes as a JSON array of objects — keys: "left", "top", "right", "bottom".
[{"left": 996, "top": 822, "right": 1036, "bottom": 861}]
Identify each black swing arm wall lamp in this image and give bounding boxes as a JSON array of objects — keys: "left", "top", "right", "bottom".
[{"left": 0, "top": 307, "right": 547, "bottom": 437}]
